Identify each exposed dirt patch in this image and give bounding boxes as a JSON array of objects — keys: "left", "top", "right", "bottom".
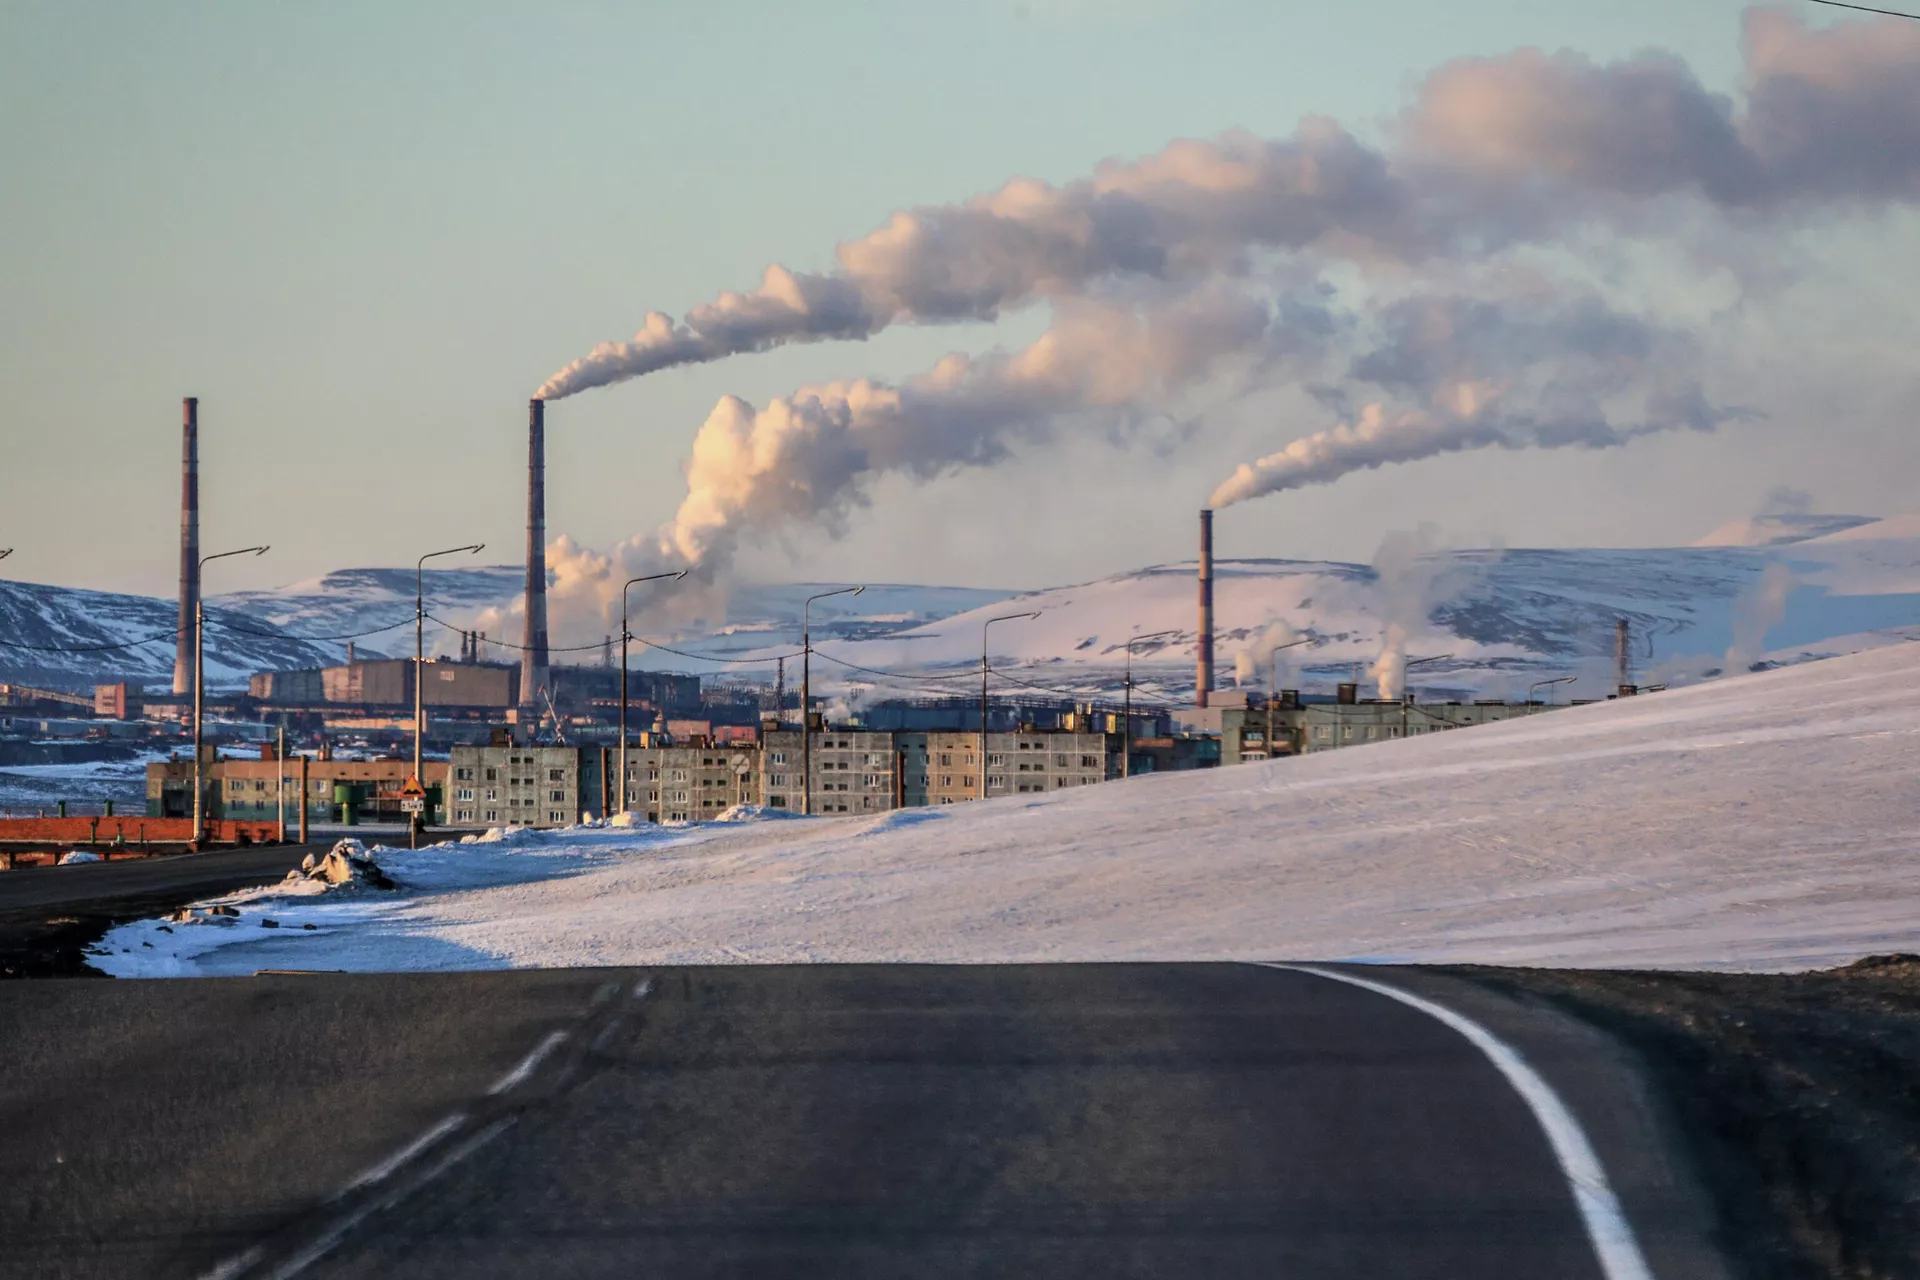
[{"left": 1458, "top": 957, "right": 1920, "bottom": 1280}]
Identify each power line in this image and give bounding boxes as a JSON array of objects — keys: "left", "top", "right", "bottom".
[
  {"left": 204, "top": 612, "right": 418, "bottom": 642},
  {"left": 1805, "top": 0, "right": 1920, "bottom": 17},
  {"left": 0, "top": 626, "right": 182, "bottom": 654}
]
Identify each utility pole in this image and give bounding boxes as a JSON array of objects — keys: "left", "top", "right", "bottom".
[
  {"left": 276, "top": 725, "right": 286, "bottom": 843},
  {"left": 802, "top": 586, "right": 865, "bottom": 816},
  {"left": 620, "top": 570, "right": 685, "bottom": 818},
  {"left": 1123, "top": 630, "right": 1179, "bottom": 778},
  {"left": 192, "top": 545, "right": 268, "bottom": 849},
  {"left": 981, "top": 612, "right": 1040, "bottom": 799},
  {"left": 414, "top": 543, "right": 484, "bottom": 849}
]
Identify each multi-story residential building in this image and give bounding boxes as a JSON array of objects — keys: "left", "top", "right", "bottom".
[
  {"left": 899, "top": 730, "right": 1116, "bottom": 804},
  {"left": 759, "top": 727, "right": 899, "bottom": 815},
  {"left": 618, "top": 742, "right": 761, "bottom": 823},
  {"left": 446, "top": 744, "right": 607, "bottom": 829},
  {"left": 1183, "top": 690, "right": 1574, "bottom": 765}
]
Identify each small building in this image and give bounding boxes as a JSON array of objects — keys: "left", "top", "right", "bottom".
[{"left": 93, "top": 682, "right": 144, "bottom": 720}]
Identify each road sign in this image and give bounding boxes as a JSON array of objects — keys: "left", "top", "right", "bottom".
[{"left": 399, "top": 797, "right": 425, "bottom": 814}]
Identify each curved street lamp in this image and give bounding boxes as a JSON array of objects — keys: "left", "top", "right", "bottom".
[
  {"left": 801, "top": 585, "right": 864, "bottom": 816},
  {"left": 1122, "top": 630, "right": 1180, "bottom": 779},
  {"left": 981, "top": 611, "right": 1041, "bottom": 798},
  {"left": 1262, "top": 637, "right": 1312, "bottom": 761},
  {"left": 193, "top": 545, "right": 269, "bottom": 847},
  {"left": 412, "top": 543, "right": 484, "bottom": 846},
  {"left": 619, "top": 570, "right": 688, "bottom": 818},
  {"left": 1527, "top": 675, "right": 1576, "bottom": 709}
]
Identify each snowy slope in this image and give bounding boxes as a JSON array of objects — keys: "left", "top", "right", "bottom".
[
  {"left": 1692, "top": 512, "right": 1876, "bottom": 546},
  {"left": 95, "top": 641, "right": 1920, "bottom": 976},
  {"left": 787, "top": 540, "right": 1920, "bottom": 702},
  {"left": 12, "top": 511, "right": 1920, "bottom": 698},
  {"left": 0, "top": 580, "right": 343, "bottom": 692}
]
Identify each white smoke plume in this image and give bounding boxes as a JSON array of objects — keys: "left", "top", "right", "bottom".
[
  {"left": 1724, "top": 561, "right": 1796, "bottom": 673},
  {"left": 522, "top": 9, "right": 1920, "bottom": 639},
  {"left": 1364, "top": 527, "right": 1490, "bottom": 701},
  {"left": 1209, "top": 291, "right": 1735, "bottom": 507},
  {"left": 539, "top": 10, "right": 1920, "bottom": 403},
  {"left": 1232, "top": 621, "right": 1303, "bottom": 690}
]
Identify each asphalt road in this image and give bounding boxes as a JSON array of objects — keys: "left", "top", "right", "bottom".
[
  {"left": 0, "top": 846, "right": 325, "bottom": 977},
  {"left": 0, "top": 964, "right": 1729, "bottom": 1280},
  {"left": 0, "top": 846, "right": 316, "bottom": 918}
]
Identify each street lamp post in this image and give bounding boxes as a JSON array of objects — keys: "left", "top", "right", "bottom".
[
  {"left": 620, "top": 570, "right": 687, "bottom": 819},
  {"left": 193, "top": 545, "right": 268, "bottom": 848},
  {"left": 0, "top": 549, "right": 12, "bottom": 560},
  {"left": 1527, "top": 675, "right": 1576, "bottom": 710},
  {"left": 413, "top": 544, "right": 484, "bottom": 848},
  {"left": 1399, "top": 653, "right": 1453, "bottom": 739},
  {"left": 801, "top": 585, "right": 865, "bottom": 816},
  {"left": 981, "top": 612, "right": 1040, "bottom": 799},
  {"left": 1122, "top": 630, "right": 1179, "bottom": 779},
  {"left": 1265, "top": 637, "right": 1311, "bottom": 760}
]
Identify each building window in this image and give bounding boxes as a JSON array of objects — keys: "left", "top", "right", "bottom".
[
  {"left": 549, "top": 811, "right": 565, "bottom": 823},
  {"left": 485, "top": 789, "right": 497, "bottom": 801},
  {"left": 549, "top": 768, "right": 564, "bottom": 782},
  {"left": 550, "top": 789, "right": 565, "bottom": 802},
  {"left": 770, "top": 751, "right": 787, "bottom": 765},
  {"left": 863, "top": 774, "right": 878, "bottom": 787},
  {"left": 485, "top": 768, "right": 498, "bottom": 781},
  {"left": 455, "top": 767, "right": 473, "bottom": 781},
  {"left": 484, "top": 809, "right": 498, "bottom": 821},
  {"left": 456, "top": 788, "right": 474, "bottom": 801}
]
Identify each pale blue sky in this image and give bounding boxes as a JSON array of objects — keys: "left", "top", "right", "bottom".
[{"left": 4, "top": 0, "right": 1912, "bottom": 602}]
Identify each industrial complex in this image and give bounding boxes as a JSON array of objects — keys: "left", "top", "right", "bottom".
[{"left": 3, "top": 394, "right": 1649, "bottom": 844}]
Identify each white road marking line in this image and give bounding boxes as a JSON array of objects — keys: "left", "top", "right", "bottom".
[
  {"left": 632, "top": 976, "right": 654, "bottom": 1000},
  {"left": 487, "top": 1030, "right": 569, "bottom": 1096},
  {"left": 335, "top": 1112, "right": 467, "bottom": 1197},
  {"left": 589, "top": 980, "right": 620, "bottom": 1008},
  {"left": 258, "top": 1117, "right": 517, "bottom": 1280},
  {"left": 1261, "top": 963, "right": 1656, "bottom": 1280},
  {"left": 194, "top": 1246, "right": 263, "bottom": 1280}
]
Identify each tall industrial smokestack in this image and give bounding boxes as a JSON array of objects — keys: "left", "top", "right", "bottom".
[
  {"left": 1197, "top": 508, "right": 1215, "bottom": 708},
  {"left": 1615, "top": 617, "right": 1632, "bottom": 695},
  {"left": 171, "top": 397, "right": 199, "bottom": 696},
  {"left": 521, "top": 398, "right": 550, "bottom": 711}
]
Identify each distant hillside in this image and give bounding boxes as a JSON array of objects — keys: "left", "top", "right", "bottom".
[{"left": 8, "top": 513, "right": 1919, "bottom": 701}]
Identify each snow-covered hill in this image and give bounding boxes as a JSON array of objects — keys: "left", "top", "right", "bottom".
[
  {"left": 0, "top": 580, "right": 343, "bottom": 693},
  {"left": 9, "top": 511, "right": 1920, "bottom": 700},
  {"left": 94, "top": 639, "right": 1920, "bottom": 976}
]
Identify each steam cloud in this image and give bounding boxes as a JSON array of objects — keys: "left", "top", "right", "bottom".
[{"left": 528, "top": 8, "right": 1920, "bottom": 633}]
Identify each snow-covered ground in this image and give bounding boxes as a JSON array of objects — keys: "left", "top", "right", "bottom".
[{"left": 94, "top": 641, "right": 1920, "bottom": 978}]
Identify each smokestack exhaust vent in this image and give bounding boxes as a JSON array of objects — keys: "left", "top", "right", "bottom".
[
  {"left": 172, "top": 397, "right": 199, "bottom": 696},
  {"left": 522, "top": 399, "right": 550, "bottom": 710},
  {"left": 1196, "top": 509, "right": 1214, "bottom": 708}
]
